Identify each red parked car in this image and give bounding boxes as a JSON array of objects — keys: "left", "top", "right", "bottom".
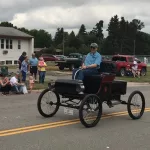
[
  {"left": 111, "top": 55, "right": 147, "bottom": 76},
  {"left": 41, "top": 54, "right": 59, "bottom": 62}
]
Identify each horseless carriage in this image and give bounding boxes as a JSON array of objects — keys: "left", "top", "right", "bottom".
[{"left": 37, "top": 61, "right": 145, "bottom": 128}]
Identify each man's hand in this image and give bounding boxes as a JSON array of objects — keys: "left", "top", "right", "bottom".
[{"left": 81, "top": 65, "right": 87, "bottom": 69}]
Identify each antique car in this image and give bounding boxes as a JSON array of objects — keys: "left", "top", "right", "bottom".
[{"left": 37, "top": 61, "right": 145, "bottom": 128}]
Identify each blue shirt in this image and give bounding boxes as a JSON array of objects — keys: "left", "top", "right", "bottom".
[
  {"left": 29, "top": 58, "right": 38, "bottom": 66},
  {"left": 21, "top": 60, "right": 28, "bottom": 73},
  {"left": 84, "top": 52, "right": 101, "bottom": 68},
  {"left": 18, "top": 55, "right": 26, "bottom": 69}
]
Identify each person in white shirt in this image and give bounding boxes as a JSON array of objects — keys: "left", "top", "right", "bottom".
[
  {"left": 131, "top": 61, "right": 140, "bottom": 78},
  {"left": 10, "top": 73, "right": 24, "bottom": 94}
]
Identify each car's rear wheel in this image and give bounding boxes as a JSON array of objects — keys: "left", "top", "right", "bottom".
[{"left": 127, "top": 91, "right": 145, "bottom": 119}]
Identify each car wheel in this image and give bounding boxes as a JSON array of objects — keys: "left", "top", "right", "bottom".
[
  {"left": 140, "top": 68, "right": 146, "bottom": 76},
  {"left": 69, "top": 64, "right": 74, "bottom": 71},
  {"left": 59, "top": 65, "right": 64, "bottom": 70},
  {"left": 120, "top": 68, "right": 125, "bottom": 77}
]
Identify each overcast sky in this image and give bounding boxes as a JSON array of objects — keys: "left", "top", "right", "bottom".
[{"left": 0, "top": 0, "right": 150, "bottom": 37}]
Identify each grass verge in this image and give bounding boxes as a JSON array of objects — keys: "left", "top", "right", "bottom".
[
  {"left": 33, "top": 67, "right": 150, "bottom": 90},
  {"left": 33, "top": 82, "right": 48, "bottom": 90},
  {"left": 116, "top": 67, "right": 150, "bottom": 83},
  {"left": 7, "top": 65, "right": 150, "bottom": 90}
]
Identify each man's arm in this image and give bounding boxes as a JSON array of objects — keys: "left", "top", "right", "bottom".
[
  {"left": 86, "top": 64, "right": 97, "bottom": 68},
  {"left": 86, "top": 55, "right": 101, "bottom": 69}
]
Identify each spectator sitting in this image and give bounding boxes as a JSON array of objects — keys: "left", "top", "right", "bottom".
[
  {"left": 0, "top": 76, "right": 12, "bottom": 95},
  {"left": 131, "top": 61, "right": 140, "bottom": 78},
  {"left": 10, "top": 73, "right": 24, "bottom": 94}
]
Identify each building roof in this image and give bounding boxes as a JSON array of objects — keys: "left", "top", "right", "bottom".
[{"left": 0, "top": 27, "right": 33, "bottom": 38}]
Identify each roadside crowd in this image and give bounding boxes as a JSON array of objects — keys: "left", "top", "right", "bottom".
[{"left": 0, "top": 52, "right": 47, "bottom": 95}]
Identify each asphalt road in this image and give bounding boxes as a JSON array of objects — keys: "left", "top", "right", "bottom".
[{"left": 0, "top": 85, "right": 150, "bottom": 150}]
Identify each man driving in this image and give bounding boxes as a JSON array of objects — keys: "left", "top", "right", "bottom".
[{"left": 72, "top": 43, "right": 102, "bottom": 80}]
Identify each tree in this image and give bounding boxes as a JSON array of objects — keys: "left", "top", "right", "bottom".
[
  {"left": 68, "top": 31, "right": 81, "bottom": 49},
  {"left": 35, "top": 30, "right": 52, "bottom": 48},
  {"left": 78, "top": 24, "right": 87, "bottom": 35},
  {"left": 106, "top": 15, "right": 120, "bottom": 53},
  {"left": 54, "top": 28, "right": 64, "bottom": 47},
  {"left": 107, "top": 15, "right": 120, "bottom": 37},
  {"left": 0, "top": 22, "right": 13, "bottom": 27},
  {"left": 119, "top": 17, "right": 128, "bottom": 53},
  {"left": 18, "top": 27, "right": 30, "bottom": 34},
  {"left": 131, "top": 19, "right": 145, "bottom": 31},
  {"left": 91, "top": 20, "right": 104, "bottom": 42}
]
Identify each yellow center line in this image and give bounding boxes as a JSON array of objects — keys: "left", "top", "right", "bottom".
[
  {"left": 0, "top": 108, "right": 148, "bottom": 134},
  {"left": 0, "top": 108, "right": 150, "bottom": 137}
]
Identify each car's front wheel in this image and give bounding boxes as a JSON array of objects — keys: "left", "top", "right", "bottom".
[
  {"left": 140, "top": 68, "right": 146, "bottom": 76},
  {"left": 119, "top": 68, "right": 126, "bottom": 77}
]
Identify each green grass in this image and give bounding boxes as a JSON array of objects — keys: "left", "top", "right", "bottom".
[
  {"left": 116, "top": 67, "right": 150, "bottom": 83},
  {"left": 6, "top": 62, "right": 70, "bottom": 72},
  {"left": 7, "top": 65, "right": 150, "bottom": 90},
  {"left": 33, "top": 82, "right": 48, "bottom": 90},
  {"left": 32, "top": 67, "right": 150, "bottom": 90}
]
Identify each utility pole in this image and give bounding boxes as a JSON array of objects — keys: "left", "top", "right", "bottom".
[
  {"left": 120, "top": 39, "right": 123, "bottom": 54},
  {"left": 133, "top": 39, "right": 136, "bottom": 56},
  {"left": 63, "top": 29, "right": 64, "bottom": 55}
]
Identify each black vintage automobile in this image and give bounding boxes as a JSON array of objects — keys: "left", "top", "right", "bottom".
[{"left": 37, "top": 61, "right": 145, "bottom": 128}]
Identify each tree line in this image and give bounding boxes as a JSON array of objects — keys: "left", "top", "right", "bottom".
[{"left": 0, "top": 14, "right": 150, "bottom": 55}]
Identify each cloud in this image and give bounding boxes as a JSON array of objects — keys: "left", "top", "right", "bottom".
[{"left": 0, "top": 0, "right": 149, "bottom": 37}]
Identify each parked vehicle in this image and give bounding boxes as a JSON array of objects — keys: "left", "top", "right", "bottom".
[
  {"left": 54, "top": 55, "right": 67, "bottom": 60},
  {"left": 55, "top": 53, "right": 84, "bottom": 71},
  {"left": 111, "top": 55, "right": 147, "bottom": 76},
  {"left": 41, "top": 54, "right": 59, "bottom": 62}
]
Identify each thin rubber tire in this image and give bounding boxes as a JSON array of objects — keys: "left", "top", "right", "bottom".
[
  {"left": 127, "top": 90, "right": 145, "bottom": 119},
  {"left": 37, "top": 88, "right": 60, "bottom": 118},
  {"left": 79, "top": 94, "right": 102, "bottom": 128}
]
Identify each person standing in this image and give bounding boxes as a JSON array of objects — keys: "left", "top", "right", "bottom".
[
  {"left": 29, "top": 53, "right": 38, "bottom": 80},
  {"left": 18, "top": 52, "right": 27, "bottom": 82},
  {"left": 18, "top": 52, "right": 27, "bottom": 70},
  {"left": 21, "top": 56, "right": 29, "bottom": 82},
  {"left": 38, "top": 57, "right": 47, "bottom": 84}
]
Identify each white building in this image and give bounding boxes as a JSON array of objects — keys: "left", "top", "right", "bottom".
[{"left": 0, "top": 27, "right": 34, "bottom": 65}]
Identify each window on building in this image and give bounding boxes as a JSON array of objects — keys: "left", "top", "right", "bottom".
[
  {"left": 14, "top": 60, "right": 18, "bottom": 64},
  {"left": 0, "top": 61, "right": 5, "bottom": 65},
  {"left": 6, "top": 39, "right": 13, "bottom": 49},
  {"left": 18, "top": 40, "right": 21, "bottom": 49},
  {"left": 1, "top": 39, "right": 4, "bottom": 49},
  {"left": 6, "top": 39, "right": 9, "bottom": 49},
  {"left": 10, "top": 39, "right": 13, "bottom": 49},
  {"left": 6, "top": 60, "right": 12, "bottom": 65}
]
